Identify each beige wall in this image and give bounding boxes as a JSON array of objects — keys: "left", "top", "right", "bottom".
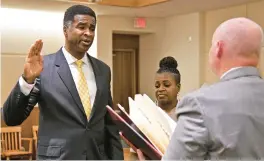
[
  {"left": 261, "top": 47, "right": 264, "bottom": 76},
  {"left": 96, "top": 13, "right": 204, "bottom": 99},
  {"left": 1, "top": 54, "right": 26, "bottom": 105},
  {"left": 162, "top": 13, "right": 203, "bottom": 97},
  {"left": 0, "top": 8, "right": 96, "bottom": 105},
  {"left": 97, "top": 16, "right": 165, "bottom": 100},
  {"left": 1, "top": 8, "right": 98, "bottom": 57},
  {"left": 1, "top": 8, "right": 64, "bottom": 55},
  {"left": 140, "top": 12, "right": 204, "bottom": 99},
  {"left": 139, "top": 7, "right": 264, "bottom": 99},
  {"left": 204, "top": 0, "right": 264, "bottom": 84}
]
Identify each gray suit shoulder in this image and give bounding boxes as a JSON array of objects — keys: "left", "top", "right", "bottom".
[
  {"left": 179, "top": 86, "right": 207, "bottom": 105},
  {"left": 176, "top": 89, "right": 205, "bottom": 118},
  {"left": 178, "top": 83, "right": 221, "bottom": 113},
  {"left": 43, "top": 52, "right": 57, "bottom": 66}
]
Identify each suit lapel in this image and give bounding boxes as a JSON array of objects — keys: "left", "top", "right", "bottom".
[
  {"left": 55, "top": 49, "right": 86, "bottom": 118},
  {"left": 87, "top": 54, "right": 103, "bottom": 121}
]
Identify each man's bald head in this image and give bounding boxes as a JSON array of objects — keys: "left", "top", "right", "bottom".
[{"left": 209, "top": 17, "right": 263, "bottom": 77}]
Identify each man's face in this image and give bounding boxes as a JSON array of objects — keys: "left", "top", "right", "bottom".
[{"left": 64, "top": 14, "right": 96, "bottom": 53}]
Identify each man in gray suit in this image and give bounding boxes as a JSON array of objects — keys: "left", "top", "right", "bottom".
[
  {"left": 2, "top": 5, "right": 123, "bottom": 160},
  {"left": 163, "top": 17, "right": 264, "bottom": 160}
]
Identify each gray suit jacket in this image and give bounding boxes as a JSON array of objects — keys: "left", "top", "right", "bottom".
[
  {"left": 163, "top": 67, "right": 264, "bottom": 160},
  {"left": 3, "top": 49, "right": 124, "bottom": 160}
]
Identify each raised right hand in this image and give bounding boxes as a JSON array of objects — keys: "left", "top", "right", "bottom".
[{"left": 23, "top": 39, "right": 44, "bottom": 84}]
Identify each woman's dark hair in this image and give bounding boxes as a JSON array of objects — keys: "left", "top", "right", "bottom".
[{"left": 157, "top": 56, "right": 181, "bottom": 84}]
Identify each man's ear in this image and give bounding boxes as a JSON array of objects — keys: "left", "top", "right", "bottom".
[
  {"left": 216, "top": 41, "right": 224, "bottom": 58},
  {"left": 63, "top": 25, "right": 68, "bottom": 37}
]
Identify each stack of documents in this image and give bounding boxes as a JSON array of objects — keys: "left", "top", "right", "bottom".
[{"left": 106, "top": 94, "right": 176, "bottom": 160}]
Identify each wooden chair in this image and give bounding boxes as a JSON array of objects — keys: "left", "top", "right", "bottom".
[
  {"left": 32, "top": 125, "right": 38, "bottom": 151},
  {"left": 1, "top": 126, "right": 33, "bottom": 160},
  {"left": 1, "top": 140, "right": 6, "bottom": 159}
]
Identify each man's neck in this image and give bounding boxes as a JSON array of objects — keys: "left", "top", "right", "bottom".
[
  {"left": 64, "top": 45, "right": 86, "bottom": 60},
  {"left": 219, "top": 57, "right": 259, "bottom": 78}
]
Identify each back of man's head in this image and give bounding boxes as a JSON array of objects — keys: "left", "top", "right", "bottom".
[{"left": 209, "top": 17, "right": 263, "bottom": 77}]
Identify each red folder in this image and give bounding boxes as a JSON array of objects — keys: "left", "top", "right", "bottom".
[
  {"left": 106, "top": 105, "right": 162, "bottom": 160},
  {"left": 115, "top": 105, "right": 154, "bottom": 145},
  {"left": 119, "top": 132, "right": 146, "bottom": 160}
]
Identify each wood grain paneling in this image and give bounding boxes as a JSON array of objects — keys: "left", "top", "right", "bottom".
[
  {"left": 113, "top": 34, "right": 140, "bottom": 49},
  {"left": 112, "top": 34, "right": 139, "bottom": 112}
]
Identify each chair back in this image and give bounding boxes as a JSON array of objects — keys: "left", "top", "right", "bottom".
[
  {"left": 32, "top": 126, "right": 38, "bottom": 150},
  {"left": 1, "top": 126, "right": 22, "bottom": 151}
]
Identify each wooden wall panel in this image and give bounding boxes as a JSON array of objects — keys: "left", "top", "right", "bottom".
[{"left": 113, "top": 34, "right": 139, "bottom": 49}]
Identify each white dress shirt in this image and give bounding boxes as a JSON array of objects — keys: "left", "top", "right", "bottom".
[{"left": 19, "top": 47, "right": 97, "bottom": 107}]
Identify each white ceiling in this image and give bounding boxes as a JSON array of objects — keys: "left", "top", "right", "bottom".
[{"left": 2, "top": 0, "right": 261, "bottom": 17}]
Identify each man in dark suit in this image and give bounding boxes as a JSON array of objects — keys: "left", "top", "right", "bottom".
[{"left": 2, "top": 5, "right": 124, "bottom": 160}]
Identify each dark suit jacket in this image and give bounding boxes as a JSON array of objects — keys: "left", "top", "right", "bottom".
[{"left": 3, "top": 49, "right": 124, "bottom": 160}]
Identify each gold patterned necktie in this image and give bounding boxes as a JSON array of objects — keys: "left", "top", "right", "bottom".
[{"left": 75, "top": 60, "right": 92, "bottom": 118}]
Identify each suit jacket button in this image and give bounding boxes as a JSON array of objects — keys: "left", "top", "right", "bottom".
[{"left": 82, "top": 151, "right": 86, "bottom": 155}]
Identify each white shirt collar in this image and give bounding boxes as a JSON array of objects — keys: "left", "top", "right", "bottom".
[
  {"left": 220, "top": 67, "right": 243, "bottom": 79},
  {"left": 62, "top": 47, "right": 89, "bottom": 65}
]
